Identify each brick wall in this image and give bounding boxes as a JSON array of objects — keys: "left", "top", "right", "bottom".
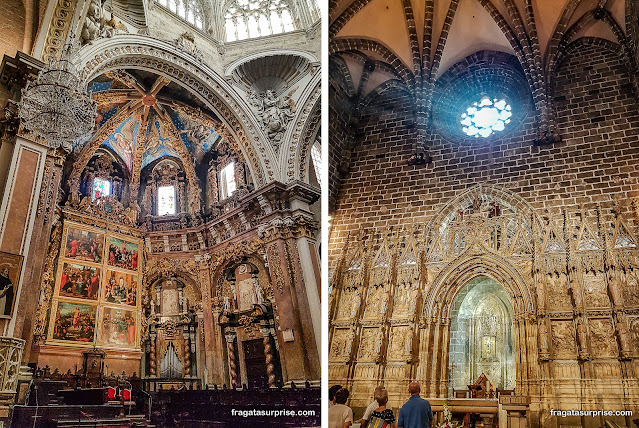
[
  {"left": 329, "top": 41, "right": 639, "bottom": 274},
  {"left": 328, "top": 57, "right": 356, "bottom": 212},
  {"left": 0, "top": 0, "right": 25, "bottom": 59}
]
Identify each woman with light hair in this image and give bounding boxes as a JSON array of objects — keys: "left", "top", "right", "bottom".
[{"left": 368, "top": 387, "right": 396, "bottom": 428}]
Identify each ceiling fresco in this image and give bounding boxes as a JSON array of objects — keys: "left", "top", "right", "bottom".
[{"left": 83, "top": 69, "right": 223, "bottom": 175}]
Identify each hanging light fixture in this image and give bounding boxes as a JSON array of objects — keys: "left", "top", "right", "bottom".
[{"left": 18, "top": 37, "right": 97, "bottom": 152}]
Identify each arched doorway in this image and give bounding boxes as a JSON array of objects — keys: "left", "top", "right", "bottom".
[{"left": 448, "top": 276, "right": 515, "bottom": 395}]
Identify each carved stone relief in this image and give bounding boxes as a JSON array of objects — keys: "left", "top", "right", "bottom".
[
  {"left": 588, "top": 318, "right": 618, "bottom": 358},
  {"left": 387, "top": 325, "right": 412, "bottom": 361},
  {"left": 547, "top": 274, "right": 572, "bottom": 310},
  {"left": 329, "top": 328, "right": 354, "bottom": 362},
  {"left": 551, "top": 320, "right": 577, "bottom": 359},
  {"left": 363, "top": 285, "right": 388, "bottom": 319},
  {"left": 582, "top": 273, "right": 610, "bottom": 308},
  {"left": 357, "top": 327, "right": 383, "bottom": 362}
]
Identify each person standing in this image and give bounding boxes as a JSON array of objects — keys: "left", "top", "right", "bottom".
[
  {"left": 368, "top": 387, "right": 396, "bottom": 428},
  {"left": 397, "top": 381, "right": 433, "bottom": 428},
  {"left": 328, "top": 387, "right": 353, "bottom": 428},
  {"left": 361, "top": 385, "right": 385, "bottom": 428},
  {"left": 329, "top": 384, "right": 343, "bottom": 408}
]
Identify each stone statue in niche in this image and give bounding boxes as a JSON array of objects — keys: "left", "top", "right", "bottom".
[
  {"left": 576, "top": 317, "right": 590, "bottom": 360},
  {"left": 608, "top": 276, "right": 625, "bottom": 307},
  {"left": 615, "top": 314, "right": 632, "bottom": 359},
  {"left": 379, "top": 291, "right": 389, "bottom": 315},
  {"left": 373, "top": 327, "right": 384, "bottom": 357},
  {"left": 350, "top": 288, "right": 361, "bottom": 318},
  {"left": 249, "top": 88, "right": 297, "bottom": 149},
  {"left": 536, "top": 281, "right": 546, "bottom": 313},
  {"left": 569, "top": 279, "right": 583, "bottom": 308}
]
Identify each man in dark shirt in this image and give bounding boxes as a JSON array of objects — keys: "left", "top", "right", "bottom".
[{"left": 397, "top": 381, "right": 433, "bottom": 428}]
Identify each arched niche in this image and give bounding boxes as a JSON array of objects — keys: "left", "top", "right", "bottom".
[
  {"left": 139, "top": 157, "right": 188, "bottom": 218},
  {"left": 80, "top": 147, "right": 130, "bottom": 202},
  {"left": 448, "top": 276, "right": 515, "bottom": 394},
  {"left": 216, "top": 259, "right": 272, "bottom": 314}
]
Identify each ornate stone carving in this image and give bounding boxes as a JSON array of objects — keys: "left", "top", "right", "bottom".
[
  {"left": 249, "top": 88, "right": 297, "bottom": 150},
  {"left": 538, "top": 319, "right": 550, "bottom": 360},
  {"left": 551, "top": 320, "right": 576, "bottom": 359},
  {"left": 174, "top": 32, "right": 203, "bottom": 62},
  {"left": 329, "top": 328, "right": 354, "bottom": 362},
  {"left": 66, "top": 195, "right": 138, "bottom": 227},
  {"left": 32, "top": 221, "right": 64, "bottom": 343},
  {"left": 576, "top": 317, "right": 590, "bottom": 360},
  {"left": 588, "top": 318, "right": 618, "bottom": 358}
]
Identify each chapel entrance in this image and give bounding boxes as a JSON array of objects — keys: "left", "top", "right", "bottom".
[{"left": 448, "top": 276, "right": 515, "bottom": 394}]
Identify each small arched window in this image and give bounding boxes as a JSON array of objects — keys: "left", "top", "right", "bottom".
[
  {"left": 158, "top": 185, "right": 176, "bottom": 215},
  {"left": 93, "top": 177, "right": 111, "bottom": 200},
  {"left": 220, "top": 163, "right": 237, "bottom": 199},
  {"left": 154, "top": 0, "right": 203, "bottom": 30},
  {"left": 225, "top": 0, "right": 295, "bottom": 42}
]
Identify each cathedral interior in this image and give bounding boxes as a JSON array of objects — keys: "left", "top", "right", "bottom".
[
  {"left": 328, "top": 0, "right": 639, "bottom": 427},
  {"left": 0, "top": 0, "right": 321, "bottom": 426}
]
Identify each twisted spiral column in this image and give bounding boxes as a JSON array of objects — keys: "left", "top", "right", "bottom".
[
  {"left": 225, "top": 332, "right": 238, "bottom": 387},
  {"left": 183, "top": 329, "right": 191, "bottom": 377},
  {"left": 261, "top": 328, "right": 276, "bottom": 387},
  {"left": 149, "top": 333, "right": 157, "bottom": 377}
]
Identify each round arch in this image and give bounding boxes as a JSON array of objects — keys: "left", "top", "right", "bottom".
[{"left": 74, "top": 35, "right": 278, "bottom": 188}]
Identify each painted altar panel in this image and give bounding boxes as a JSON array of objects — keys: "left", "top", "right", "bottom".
[
  {"left": 103, "top": 269, "right": 137, "bottom": 306},
  {"left": 106, "top": 236, "right": 139, "bottom": 271},
  {"left": 98, "top": 305, "right": 139, "bottom": 348},
  {"left": 64, "top": 226, "right": 104, "bottom": 264},
  {"left": 58, "top": 262, "right": 101, "bottom": 301},
  {"left": 46, "top": 221, "right": 142, "bottom": 350},
  {"left": 48, "top": 300, "right": 98, "bottom": 345}
]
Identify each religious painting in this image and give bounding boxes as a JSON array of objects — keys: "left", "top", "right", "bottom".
[
  {"left": 103, "top": 269, "right": 137, "bottom": 306},
  {"left": 0, "top": 251, "right": 23, "bottom": 318},
  {"left": 59, "top": 262, "right": 101, "bottom": 300},
  {"left": 64, "top": 226, "right": 104, "bottom": 264},
  {"left": 99, "top": 306, "right": 137, "bottom": 348},
  {"left": 107, "top": 236, "right": 139, "bottom": 271},
  {"left": 50, "top": 301, "right": 97, "bottom": 343},
  {"left": 101, "top": 115, "right": 137, "bottom": 172}
]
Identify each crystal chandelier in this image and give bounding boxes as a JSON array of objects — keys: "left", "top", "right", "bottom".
[{"left": 18, "top": 40, "right": 96, "bottom": 152}]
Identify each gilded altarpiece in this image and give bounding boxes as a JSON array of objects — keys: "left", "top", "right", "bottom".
[{"left": 329, "top": 186, "right": 639, "bottom": 425}]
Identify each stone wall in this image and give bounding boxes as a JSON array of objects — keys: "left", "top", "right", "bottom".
[{"left": 329, "top": 40, "right": 639, "bottom": 275}]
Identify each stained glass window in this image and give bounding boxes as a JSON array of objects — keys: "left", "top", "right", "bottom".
[
  {"left": 311, "top": 141, "right": 321, "bottom": 188},
  {"left": 461, "top": 97, "right": 512, "bottom": 138},
  {"left": 220, "top": 163, "right": 237, "bottom": 199},
  {"left": 93, "top": 178, "right": 111, "bottom": 200},
  {"left": 158, "top": 185, "right": 176, "bottom": 216},
  {"left": 225, "top": 0, "right": 296, "bottom": 42},
  {"left": 154, "top": 0, "right": 204, "bottom": 29}
]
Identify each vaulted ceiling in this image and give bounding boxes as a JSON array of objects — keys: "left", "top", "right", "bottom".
[{"left": 330, "top": 0, "right": 639, "bottom": 137}]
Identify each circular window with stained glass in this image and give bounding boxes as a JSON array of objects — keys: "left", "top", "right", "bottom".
[{"left": 461, "top": 97, "right": 512, "bottom": 138}]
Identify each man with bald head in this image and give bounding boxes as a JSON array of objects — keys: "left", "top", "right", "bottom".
[{"left": 397, "top": 381, "right": 433, "bottom": 428}]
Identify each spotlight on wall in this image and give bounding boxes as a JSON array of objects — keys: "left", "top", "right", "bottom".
[{"left": 408, "top": 152, "right": 432, "bottom": 166}]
